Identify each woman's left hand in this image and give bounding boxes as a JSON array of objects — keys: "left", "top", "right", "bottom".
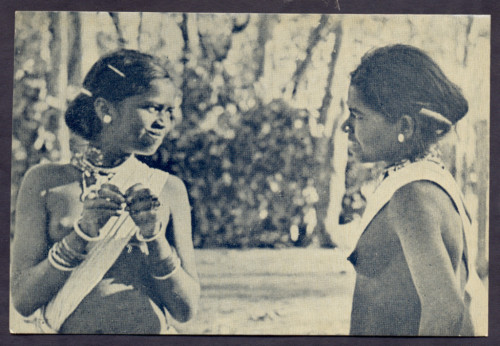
[{"left": 125, "top": 183, "right": 162, "bottom": 238}]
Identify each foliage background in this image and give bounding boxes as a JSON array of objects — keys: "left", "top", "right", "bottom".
[{"left": 12, "top": 13, "right": 489, "bottom": 265}]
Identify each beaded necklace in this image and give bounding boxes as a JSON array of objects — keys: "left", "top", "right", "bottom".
[
  {"left": 70, "top": 147, "right": 131, "bottom": 202},
  {"left": 380, "top": 146, "right": 446, "bottom": 183},
  {"left": 71, "top": 149, "right": 149, "bottom": 253}
]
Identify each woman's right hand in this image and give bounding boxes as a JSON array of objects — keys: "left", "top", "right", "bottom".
[{"left": 78, "top": 183, "right": 126, "bottom": 237}]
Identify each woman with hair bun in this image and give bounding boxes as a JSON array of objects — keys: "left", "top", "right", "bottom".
[
  {"left": 11, "top": 49, "right": 200, "bottom": 334},
  {"left": 342, "top": 44, "right": 480, "bottom": 335}
]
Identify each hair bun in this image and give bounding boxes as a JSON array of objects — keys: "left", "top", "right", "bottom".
[
  {"left": 65, "top": 49, "right": 170, "bottom": 140},
  {"left": 64, "top": 94, "right": 102, "bottom": 140}
]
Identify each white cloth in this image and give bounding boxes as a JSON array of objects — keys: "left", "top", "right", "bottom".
[
  {"left": 358, "top": 160, "right": 486, "bottom": 335},
  {"left": 38, "top": 157, "right": 170, "bottom": 333}
]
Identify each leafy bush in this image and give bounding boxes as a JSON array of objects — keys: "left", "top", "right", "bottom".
[{"left": 141, "top": 98, "right": 320, "bottom": 248}]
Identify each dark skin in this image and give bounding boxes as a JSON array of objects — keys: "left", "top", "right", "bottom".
[
  {"left": 342, "top": 85, "right": 468, "bottom": 335},
  {"left": 11, "top": 79, "right": 200, "bottom": 325}
]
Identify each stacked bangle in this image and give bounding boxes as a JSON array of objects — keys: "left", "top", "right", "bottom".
[
  {"left": 135, "top": 222, "right": 163, "bottom": 243},
  {"left": 48, "top": 238, "right": 86, "bottom": 272},
  {"left": 73, "top": 219, "right": 105, "bottom": 242},
  {"left": 151, "top": 254, "right": 181, "bottom": 280},
  {"left": 61, "top": 238, "right": 87, "bottom": 261}
]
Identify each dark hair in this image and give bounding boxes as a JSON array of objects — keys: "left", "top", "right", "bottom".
[
  {"left": 65, "top": 49, "right": 170, "bottom": 140},
  {"left": 350, "top": 44, "right": 468, "bottom": 152}
]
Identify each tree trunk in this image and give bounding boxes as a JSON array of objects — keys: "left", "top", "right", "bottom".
[
  {"left": 291, "top": 15, "right": 329, "bottom": 97},
  {"left": 48, "top": 12, "right": 71, "bottom": 163},
  {"left": 312, "top": 22, "right": 343, "bottom": 248},
  {"left": 67, "top": 12, "right": 82, "bottom": 86},
  {"left": 137, "top": 12, "right": 143, "bottom": 50},
  {"left": 179, "top": 13, "right": 193, "bottom": 128},
  {"left": 254, "top": 15, "right": 274, "bottom": 81},
  {"left": 109, "top": 12, "right": 126, "bottom": 48}
]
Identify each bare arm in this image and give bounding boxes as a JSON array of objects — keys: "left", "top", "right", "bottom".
[
  {"left": 11, "top": 165, "right": 123, "bottom": 317},
  {"left": 388, "top": 181, "right": 465, "bottom": 335},
  {"left": 145, "top": 176, "right": 200, "bottom": 322},
  {"left": 11, "top": 165, "right": 77, "bottom": 316}
]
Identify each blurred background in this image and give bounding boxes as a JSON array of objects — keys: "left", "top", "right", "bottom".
[{"left": 11, "top": 12, "right": 489, "bottom": 334}]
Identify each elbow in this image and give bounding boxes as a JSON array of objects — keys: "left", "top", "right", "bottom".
[
  {"left": 12, "top": 293, "right": 38, "bottom": 318},
  {"left": 11, "top": 279, "right": 40, "bottom": 317},
  {"left": 171, "top": 300, "right": 198, "bottom": 323},
  {"left": 171, "top": 286, "right": 200, "bottom": 323},
  {"left": 175, "top": 306, "right": 197, "bottom": 323},
  {"left": 14, "top": 305, "right": 37, "bottom": 319},
  {"left": 182, "top": 294, "right": 201, "bottom": 323}
]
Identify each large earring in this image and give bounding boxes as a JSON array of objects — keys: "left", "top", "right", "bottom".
[
  {"left": 397, "top": 134, "right": 405, "bottom": 143},
  {"left": 103, "top": 115, "right": 112, "bottom": 124}
]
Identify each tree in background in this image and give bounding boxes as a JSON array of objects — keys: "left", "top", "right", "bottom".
[{"left": 11, "top": 12, "right": 489, "bottom": 264}]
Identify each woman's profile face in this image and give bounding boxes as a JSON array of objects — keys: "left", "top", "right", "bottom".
[
  {"left": 109, "top": 78, "right": 177, "bottom": 156},
  {"left": 344, "top": 85, "right": 400, "bottom": 163}
]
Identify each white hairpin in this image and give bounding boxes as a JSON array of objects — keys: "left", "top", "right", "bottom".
[
  {"left": 418, "top": 107, "right": 452, "bottom": 126},
  {"left": 107, "top": 64, "right": 126, "bottom": 78},
  {"left": 81, "top": 88, "right": 93, "bottom": 97}
]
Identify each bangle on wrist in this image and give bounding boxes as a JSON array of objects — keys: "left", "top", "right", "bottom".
[
  {"left": 48, "top": 254, "right": 74, "bottom": 271},
  {"left": 135, "top": 222, "right": 163, "bottom": 243},
  {"left": 73, "top": 219, "right": 105, "bottom": 242},
  {"left": 48, "top": 244, "right": 77, "bottom": 271},
  {"left": 61, "top": 237, "right": 87, "bottom": 261},
  {"left": 151, "top": 254, "right": 181, "bottom": 280}
]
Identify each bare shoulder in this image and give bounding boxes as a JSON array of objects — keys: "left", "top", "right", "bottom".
[
  {"left": 158, "top": 173, "right": 189, "bottom": 206},
  {"left": 392, "top": 180, "right": 449, "bottom": 208},
  {"left": 387, "top": 180, "right": 459, "bottom": 235},
  {"left": 20, "top": 162, "right": 79, "bottom": 192},
  {"left": 164, "top": 174, "right": 187, "bottom": 194}
]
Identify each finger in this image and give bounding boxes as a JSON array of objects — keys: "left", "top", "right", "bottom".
[
  {"left": 125, "top": 183, "right": 146, "bottom": 198},
  {"left": 101, "top": 183, "right": 122, "bottom": 194},
  {"left": 137, "top": 222, "right": 163, "bottom": 238},
  {"left": 127, "top": 199, "right": 160, "bottom": 214},
  {"left": 84, "top": 198, "right": 123, "bottom": 210},
  {"left": 126, "top": 189, "right": 155, "bottom": 205},
  {"left": 98, "top": 187, "right": 126, "bottom": 204},
  {"left": 80, "top": 209, "right": 121, "bottom": 231},
  {"left": 129, "top": 210, "right": 158, "bottom": 227}
]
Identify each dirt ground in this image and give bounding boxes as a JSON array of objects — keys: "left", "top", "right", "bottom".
[
  {"left": 172, "top": 248, "right": 355, "bottom": 335},
  {"left": 10, "top": 248, "right": 356, "bottom": 335}
]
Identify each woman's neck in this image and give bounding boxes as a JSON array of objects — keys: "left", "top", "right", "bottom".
[
  {"left": 85, "top": 144, "right": 131, "bottom": 168},
  {"left": 383, "top": 147, "right": 442, "bottom": 172}
]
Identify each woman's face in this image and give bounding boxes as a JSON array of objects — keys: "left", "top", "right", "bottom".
[
  {"left": 343, "top": 86, "right": 400, "bottom": 163},
  {"left": 107, "top": 78, "right": 177, "bottom": 156}
]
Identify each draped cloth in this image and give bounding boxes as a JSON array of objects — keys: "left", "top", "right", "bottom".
[
  {"left": 354, "top": 159, "right": 486, "bottom": 335},
  {"left": 34, "top": 157, "right": 169, "bottom": 333}
]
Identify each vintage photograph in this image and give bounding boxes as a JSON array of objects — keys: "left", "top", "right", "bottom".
[{"left": 10, "top": 12, "right": 489, "bottom": 335}]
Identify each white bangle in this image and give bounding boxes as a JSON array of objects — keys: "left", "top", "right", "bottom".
[
  {"left": 48, "top": 247, "right": 75, "bottom": 272},
  {"left": 73, "top": 219, "right": 105, "bottom": 242},
  {"left": 61, "top": 238, "right": 87, "bottom": 261},
  {"left": 135, "top": 223, "right": 163, "bottom": 242},
  {"left": 151, "top": 256, "right": 181, "bottom": 280}
]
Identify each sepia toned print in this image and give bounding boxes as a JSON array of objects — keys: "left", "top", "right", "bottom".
[{"left": 10, "top": 12, "right": 489, "bottom": 335}]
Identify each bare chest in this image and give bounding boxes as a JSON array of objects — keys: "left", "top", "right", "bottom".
[
  {"left": 349, "top": 206, "right": 406, "bottom": 278},
  {"left": 45, "top": 181, "right": 85, "bottom": 243}
]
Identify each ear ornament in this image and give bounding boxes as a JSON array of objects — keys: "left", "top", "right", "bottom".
[{"left": 103, "top": 115, "right": 112, "bottom": 124}]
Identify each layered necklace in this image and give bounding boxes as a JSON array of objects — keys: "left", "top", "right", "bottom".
[
  {"left": 71, "top": 147, "right": 148, "bottom": 253},
  {"left": 71, "top": 146, "right": 131, "bottom": 202}
]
